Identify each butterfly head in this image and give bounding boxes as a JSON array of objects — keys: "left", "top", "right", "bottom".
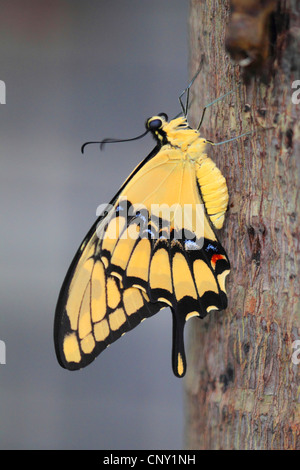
[
  {"left": 146, "top": 113, "right": 169, "bottom": 144},
  {"left": 146, "top": 114, "right": 201, "bottom": 151}
]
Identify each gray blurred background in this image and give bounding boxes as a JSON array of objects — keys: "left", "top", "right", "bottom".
[{"left": 0, "top": 0, "right": 190, "bottom": 449}]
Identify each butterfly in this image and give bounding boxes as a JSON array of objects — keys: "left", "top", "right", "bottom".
[{"left": 54, "top": 78, "right": 233, "bottom": 378}]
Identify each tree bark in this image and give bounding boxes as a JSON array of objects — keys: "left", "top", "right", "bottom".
[{"left": 185, "top": 0, "right": 300, "bottom": 450}]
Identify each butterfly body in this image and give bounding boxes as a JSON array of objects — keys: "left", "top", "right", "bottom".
[{"left": 54, "top": 114, "right": 230, "bottom": 377}]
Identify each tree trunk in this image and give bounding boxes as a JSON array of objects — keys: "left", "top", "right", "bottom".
[{"left": 185, "top": 0, "right": 300, "bottom": 450}]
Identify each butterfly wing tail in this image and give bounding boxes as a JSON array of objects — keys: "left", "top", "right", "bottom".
[{"left": 171, "top": 309, "right": 187, "bottom": 378}]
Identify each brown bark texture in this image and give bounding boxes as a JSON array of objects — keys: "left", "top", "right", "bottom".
[{"left": 185, "top": 0, "right": 300, "bottom": 450}]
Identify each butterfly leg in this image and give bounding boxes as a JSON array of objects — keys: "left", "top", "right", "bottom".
[
  {"left": 207, "top": 131, "right": 251, "bottom": 146},
  {"left": 178, "top": 55, "right": 205, "bottom": 117},
  {"left": 197, "top": 89, "right": 236, "bottom": 130}
]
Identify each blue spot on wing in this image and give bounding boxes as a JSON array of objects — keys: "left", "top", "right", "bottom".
[
  {"left": 185, "top": 240, "right": 200, "bottom": 251},
  {"left": 206, "top": 243, "right": 218, "bottom": 252}
]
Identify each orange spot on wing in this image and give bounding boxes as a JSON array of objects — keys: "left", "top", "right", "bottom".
[{"left": 211, "top": 254, "right": 225, "bottom": 268}]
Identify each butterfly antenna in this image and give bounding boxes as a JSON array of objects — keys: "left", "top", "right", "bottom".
[{"left": 81, "top": 129, "right": 149, "bottom": 154}]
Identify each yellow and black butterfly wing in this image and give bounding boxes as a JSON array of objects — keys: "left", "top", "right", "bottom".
[
  {"left": 54, "top": 200, "right": 166, "bottom": 371},
  {"left": 54, "top": 145, "right": 165, "bottom": 370},
  {"left": 54, "top": 138, "right": 230, "bottom": 377}
]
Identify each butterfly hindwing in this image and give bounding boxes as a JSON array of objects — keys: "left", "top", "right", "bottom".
[{"left": 54, "top": 203, "right": 165, "bottom": 370}]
